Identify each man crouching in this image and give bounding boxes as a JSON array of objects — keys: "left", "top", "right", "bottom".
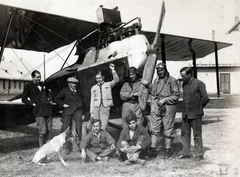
[
  {"left": 116, "top": 114, "right": 151, "bottom": 165},
  {"left": 80, "top": 119, "right": 116, "bottom": 162}
]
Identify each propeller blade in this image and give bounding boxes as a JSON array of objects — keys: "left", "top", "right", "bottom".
[{"left": 139, "top": 1, "right": 166, "bottom": 111}]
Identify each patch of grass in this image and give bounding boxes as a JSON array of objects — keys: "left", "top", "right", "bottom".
[{"left": 1, "top": 95, "right": 240, "bottom": 177}]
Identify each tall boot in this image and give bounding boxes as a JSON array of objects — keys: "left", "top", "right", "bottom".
[
  {"left": 151, "top": 133, "right": 158, "bottom": 148},
  {"left": 164, "top": 148, "right": 171, "bottom": 159},
  {"left": 39, "top": 134, "right": 45, "bottom": 147},
  {"left": 148, "top": 134, "right": 158, "bottom": 158},
  {"left": 148, "top": 147, "right": 157, "bottom": 158},
  {"left": 164, "top": 137, "right": 174, "bottom": 159},
  {"left": 45, "top": 132, "right": 51, "bottom": 143},
  {"left": 65, "top": 141, "right": 72, "bottom": 155},
  {"left": 165, "top": 136, "right": 174, "bottom": 150}
]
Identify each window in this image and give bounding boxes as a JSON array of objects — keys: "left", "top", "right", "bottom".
[
  {"left": 8, "top": 80, "right": 11, "bottom": 89},
  {"left": 220, "top": 73, "right": 230, "bottom": 94}
]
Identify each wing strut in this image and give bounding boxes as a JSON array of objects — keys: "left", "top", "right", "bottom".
[
  {"left": 60, "top": 40, "right": 79, "bottom": 70},
  {"left": 0, "top": 9, "right": 16, "bottom": 63},
  {"left": 188, "top": 39, "right": 197, "bottom": 78},
  {"left": 214, "top": 42, "right": 220, "bottom": 97}
]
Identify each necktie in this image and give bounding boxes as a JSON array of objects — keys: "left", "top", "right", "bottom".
[
  {"left": 99, "top": 84, "right": 103, "bottom": 104},
  {"left": 37, "top": 84, "right": 41, "bottom": 91}
]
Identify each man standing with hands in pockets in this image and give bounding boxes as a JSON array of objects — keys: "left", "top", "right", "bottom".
[
  {"left": 178, "top": 67, "right": 209, "bottom": 161},
  {"left": 22, "top": 70, "right": 52, "bottom": 148},
  {"left": 54, "top": 77, "right": 85, "bottom": 155}
]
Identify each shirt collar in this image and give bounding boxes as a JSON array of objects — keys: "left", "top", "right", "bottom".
[
  {"left": 97, "top": 81, "right": 104, "bottom": 86},
  {"left": 69, "top": 87, "right": 74, "bottom": 91},
  {"left": 33, "top": 81, "right": 40, "bottom": 85},
  {"left": 186, "top": 77, "right": 194, "bottom": 85},
  {"left": 92, "top": 130, "right": 102, "bottom": 138}
]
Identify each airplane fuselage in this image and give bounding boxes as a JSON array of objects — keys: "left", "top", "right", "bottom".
[
  {"left": 78, "top": 34, "right": 149, "bottom": 71},
  {"left": 47, "top": 34, "right": 150, "bottom": 120}
]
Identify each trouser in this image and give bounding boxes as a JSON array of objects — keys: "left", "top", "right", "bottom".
[
  {"left": 81, "top": 121, "right": 89, "bottom": 139},
  {"left": 120, "top": 148, "right": 147, "bottom": 161},
  {"left": 120, "top": 135, "right": 145, "bottom": 161},
  {"left": 62, "top": 109, "right": 83, "bottom": 148},
  {"left": 92, "top": 104, "right": 110, "bottom": 130},
  {"left": 86, "top": 147, "right": 113, "bottom": 161},
  {"left": 35, "top": 116, "right": 52, "bottom": 147},
  {"left": 121, "top": 102, "right": 143, "bottom": 130},
  {"left": 149, "top": 102, "right": 176, "bottom": 149},
  {"left": 181, "top": 117, "right": 203, "bottom": 157}
]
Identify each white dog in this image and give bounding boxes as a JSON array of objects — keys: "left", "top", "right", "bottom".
[{"left": 32, "top": 127, "right": 73, "bottom": 166}]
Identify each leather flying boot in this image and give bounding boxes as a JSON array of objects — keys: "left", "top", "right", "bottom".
[{"left": 148, "top": 147, "right": 157, "bottom": 158}]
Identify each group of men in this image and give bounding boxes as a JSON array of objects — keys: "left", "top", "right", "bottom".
[{"left": 22, "top": 62, "right": 209, "bottom": 164}]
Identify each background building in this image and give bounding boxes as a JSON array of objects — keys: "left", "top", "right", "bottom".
[
  {"left": 196, "top": 16, "right": 240, "bottom": 95},
  {"left": 165, "top": 16, "right": 240, "bottom": 96},
  {"left": 0, "top": 57, "right": 33, "bottom": 96}
]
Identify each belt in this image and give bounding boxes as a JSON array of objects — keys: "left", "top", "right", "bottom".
[{"left": 124, "top": 99, "right": 139, "bottom": 104}]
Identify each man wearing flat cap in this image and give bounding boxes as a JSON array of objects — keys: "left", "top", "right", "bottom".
[{"left": 54, "top": 77, "right": 85, "bottom": 155}]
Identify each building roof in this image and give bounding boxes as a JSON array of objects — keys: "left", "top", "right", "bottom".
[
  {"left": 0, "top": 57, "right": 33, "bottom": 81},
  {"left": 227, "top": 20, "right": 240, "bottom": 34},
  {"left": 197, "top": 63, "right": 240, "bottom": 68}
]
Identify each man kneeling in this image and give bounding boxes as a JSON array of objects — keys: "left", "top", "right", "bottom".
[
  {"left": 80, "top": 119, "right": 116, "bottom": 162},
  {"left": 117, "top": 114, "right": 151, "bottom": 165}
]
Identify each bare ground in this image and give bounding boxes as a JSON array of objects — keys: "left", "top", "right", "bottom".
[{"left": 0, "top": 95, "right": 240, "bottom": 177}]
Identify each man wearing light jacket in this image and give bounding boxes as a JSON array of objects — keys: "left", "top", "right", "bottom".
[{"left": 90, "top": 63, "right": 119, "bottom": 130}]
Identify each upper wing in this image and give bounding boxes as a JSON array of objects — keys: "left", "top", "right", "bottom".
[
  {"left": 144, "top": 31, "right": 232, "bottom": 60},
  {"left": 0, "top": 4, "right": 232, "bottom": 59},
  {"left": 0, "top": 4, "right": 99, "bottom": 53}
]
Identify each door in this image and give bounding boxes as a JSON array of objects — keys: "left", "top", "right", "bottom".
[{"left": 220, "top": 73, "right": 230, "bottom": 94}]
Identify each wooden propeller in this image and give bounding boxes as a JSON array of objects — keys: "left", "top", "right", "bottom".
[{"left": 139, "top": 1, "right": 166, "bottom": 111}]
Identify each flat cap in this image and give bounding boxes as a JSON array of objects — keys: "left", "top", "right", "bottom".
[{"left": 67, "top": 77, "right": 78, "bottom": 83}]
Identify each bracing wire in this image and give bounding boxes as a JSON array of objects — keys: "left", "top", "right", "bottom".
[
  {"left": 0, "top": 16, "right": 8, "bottom": 26},
  {"left": 0, "top": 41, "right": 76, "bottom": 95},
  {"left": 22, "top": 17, "right": 66, "bottom": 63},
  {"left": 23, "top": 15, "right": 72, "bottom": 43},
  {"left": 0, "top": 10, "right": 127, "bottom": 96}
]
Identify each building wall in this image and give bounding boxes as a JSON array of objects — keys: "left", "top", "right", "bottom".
[
  {"left": 197, "top": 67, "right": 240, "bottom": 94},
  {"left": 0, "top": 79, "right": 29, "bottom": 96}
]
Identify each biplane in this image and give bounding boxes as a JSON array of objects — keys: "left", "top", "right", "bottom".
[{"left": 0, "top": 1, "right": 232, "bottom": 127}]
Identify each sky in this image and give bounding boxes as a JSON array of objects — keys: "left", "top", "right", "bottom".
[{"left": 0, "top": 0, "right": 239, "bottom": 79}]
